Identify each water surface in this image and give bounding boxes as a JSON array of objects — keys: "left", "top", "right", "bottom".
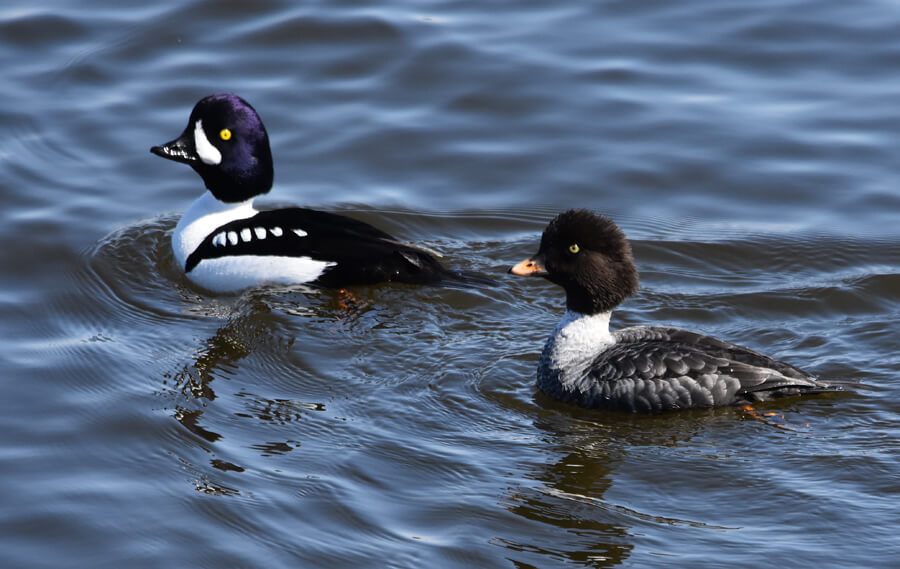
[{"left": 0, "top": 1, "right": 898, "bottom": 567}]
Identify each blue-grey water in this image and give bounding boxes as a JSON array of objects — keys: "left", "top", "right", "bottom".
[{"left": 1, "top": 1, "right": 898, "bottom": 567}]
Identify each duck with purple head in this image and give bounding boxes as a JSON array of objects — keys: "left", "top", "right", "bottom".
[{"left": 152, "top": 93, "right": 493, "bottom": 293}]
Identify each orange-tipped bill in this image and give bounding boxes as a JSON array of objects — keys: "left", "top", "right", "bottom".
[{"left": 509, "top": 257, "right": 547, "bottom": 276}]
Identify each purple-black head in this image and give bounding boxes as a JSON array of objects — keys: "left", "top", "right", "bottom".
[{"left": 151, "top": 94, "right": 274, "bottom": 203}]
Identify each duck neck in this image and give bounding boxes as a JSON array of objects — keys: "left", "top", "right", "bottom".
[
  {"left": 539, "top": 310, "right": 615, "bottom": 378},
  {"left": 172, "top": 191, "right": 257, "bottom": 269}
]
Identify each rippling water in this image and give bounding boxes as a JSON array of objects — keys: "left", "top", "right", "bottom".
[{"left": 1, "top": 1, "right": 898, "bottom": 567}]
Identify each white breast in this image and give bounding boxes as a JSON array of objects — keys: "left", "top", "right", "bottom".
[
  {"left": 172, "top": 191, "right": 257, "bottom": 269},
  {"left": 539, "top": 310, "right": 615, "bottom": 388}
]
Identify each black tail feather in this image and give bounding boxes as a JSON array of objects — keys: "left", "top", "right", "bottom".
[{"left": 437, "top": 268, "right": 500, "bottom": 289}]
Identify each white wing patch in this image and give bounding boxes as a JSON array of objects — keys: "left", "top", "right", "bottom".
[
  {"left": 193, "top": 120, "right": 222, "bottom": 165},
  {"left": 208, "top": 225, "right": 309, "bottom": 248}
]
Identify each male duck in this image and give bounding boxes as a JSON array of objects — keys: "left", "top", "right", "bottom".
[{"left": 151, "top": 93, "right": 491, "bottom": 293}]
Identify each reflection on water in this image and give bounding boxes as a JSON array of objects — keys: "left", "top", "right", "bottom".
[
  {"left": 497, "top": 407, "right": 750, "bottom": 567},
  {"left": 501, "top": 450, "right": 630, "bottom": 568},
  {"left": 161, "top": 303, "right": 334, "bottom": 470}
]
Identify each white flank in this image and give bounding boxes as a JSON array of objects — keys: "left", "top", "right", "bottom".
[
  {"left": 185, "top": 255, "right": 336, "bottom": 293},
  {"left": 193, "top": 120, "right": 222, "bottom": 165},
  {"left": 172, "top": 192, "right": 337, "bottom": 293}
]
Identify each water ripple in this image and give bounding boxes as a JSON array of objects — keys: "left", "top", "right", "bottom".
[{"left": 1, "top": 1, "right": 899, "bottom": 568}]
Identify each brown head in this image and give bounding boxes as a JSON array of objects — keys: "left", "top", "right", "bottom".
[{"left": 509, "top": 209, "right": 639, "bottom": 314}]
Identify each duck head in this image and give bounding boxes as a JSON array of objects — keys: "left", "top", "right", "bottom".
[
  {"left": 510, "top": 209, "right": 639, "bottom": 314},
  {"left": 151, "top": 93, "right": 274, "bottom": 203}
]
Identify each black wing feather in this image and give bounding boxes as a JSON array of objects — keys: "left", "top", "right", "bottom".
[{"left": 185, "top": 208, "right": 493, "bottom": 287}]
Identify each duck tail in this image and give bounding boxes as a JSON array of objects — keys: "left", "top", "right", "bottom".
[{"left": 437, "top": 268, "right": 500, "bottom": 289}]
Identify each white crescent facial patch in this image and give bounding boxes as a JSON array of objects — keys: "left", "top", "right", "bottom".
[{"left": 194, "top": 119, "right": 222, "bottom": 165}]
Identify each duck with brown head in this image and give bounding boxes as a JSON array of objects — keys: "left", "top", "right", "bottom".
[{"left": 511, "top": 209, "right": 840, "bottom": 412}]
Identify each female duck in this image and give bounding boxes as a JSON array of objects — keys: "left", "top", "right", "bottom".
[{"left": 510, "top": 209, "right": 839, "bottom": 412}]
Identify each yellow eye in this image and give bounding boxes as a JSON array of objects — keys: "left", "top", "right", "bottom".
[
  {"left": 568, "top": 243, "right": 580, "bottom": 254},
  {"left": 219, "top": 128, "right": 232, "bottom": 141}
]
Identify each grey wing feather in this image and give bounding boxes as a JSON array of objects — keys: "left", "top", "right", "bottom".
[{"left": 577, "top": 326, "right": 832, "bottom": 411}]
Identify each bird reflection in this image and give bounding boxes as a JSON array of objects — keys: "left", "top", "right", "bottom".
[
  {"left": 159, "top": 287, "right": 352, "bottom": 488},
  {"left": 499, "top": 427, "right": 633, "bottom": 567},
  {"left": 498, "top": 399, "right": 726, "bottom": 568}
]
